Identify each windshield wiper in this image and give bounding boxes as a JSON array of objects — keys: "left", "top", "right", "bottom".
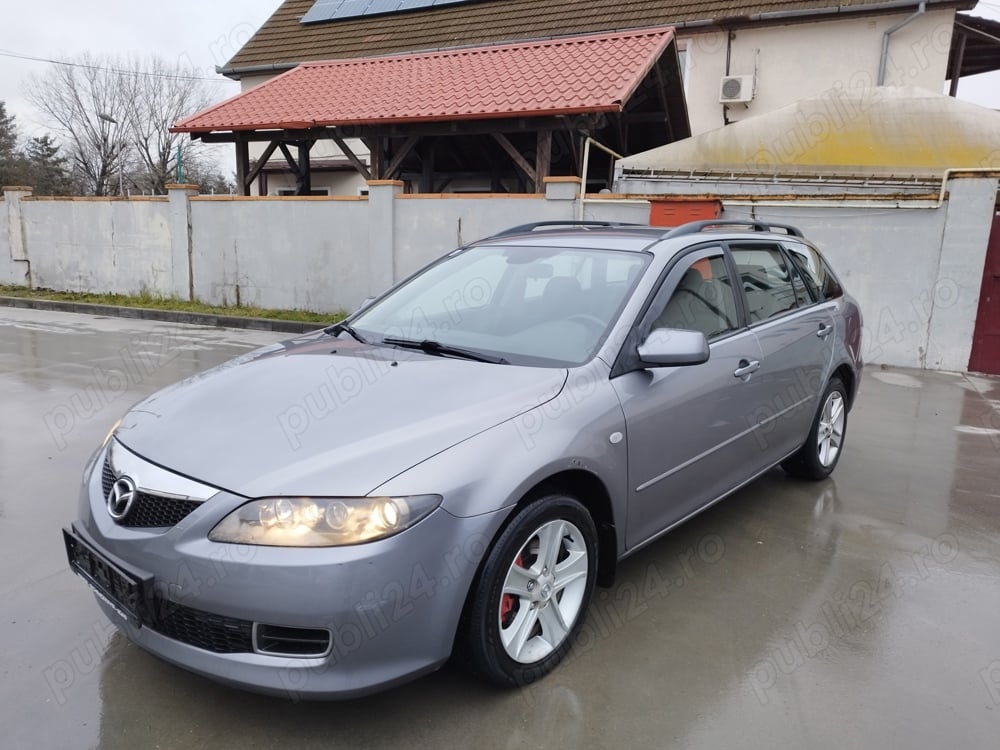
[
  {"left": 381, "top": 337, "right": 508, "bottom": 365},
  {"left": 324, "top": 322, "right": 368, "bottom": 344}
]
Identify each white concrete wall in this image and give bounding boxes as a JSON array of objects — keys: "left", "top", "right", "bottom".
[
  {"left": 3, "top": 177, "right": 995, "bottom": 372},
  {"left": 0, "top": 195, "right": 10, "bottom": 284},
  {"left": 394, "top": 196, "right": 567, "bottom": 278},
  {"left": 189, "top": 197, "right": 370, "bottom": 312},
  {"left": 682, "top": 9, "right": 955, "bottom": 134},
  {"left": 705, "top": 179, "right": 997, "bottom": 371},
  {"left": 20, "top": 198, "right": 172, "bottom": 295}
]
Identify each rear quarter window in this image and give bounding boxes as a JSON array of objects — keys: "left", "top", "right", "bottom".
[{"left": 784, "top": 242, "right": 843, "bottom": 301}]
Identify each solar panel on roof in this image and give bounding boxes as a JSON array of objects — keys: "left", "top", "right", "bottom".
[
  {"left": 331, "top": 0, "right": 372, "bottom": 19},
  {"left": 365, "top": 0, "right": 404, "bottom": 15},
  {"left": 301, "top": 0, "right": 342, "bottom": 24},
  {"left": 301, "top": 0, "right": 487, "bottom": 25}
]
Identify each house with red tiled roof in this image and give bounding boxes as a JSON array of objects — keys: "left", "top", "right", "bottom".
[{"left": 178, "top": 0, "right": 997, "bottom": 195}]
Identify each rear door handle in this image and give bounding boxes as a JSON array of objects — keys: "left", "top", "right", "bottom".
[
  {"left": 817, "top": 323, "right": 833, "bottom": 338},
  {"left": 734, "top": 359, "right": 760, "bottom": 378}
]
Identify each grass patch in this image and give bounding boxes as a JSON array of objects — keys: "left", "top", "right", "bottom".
[{"left": 0, "top": 285, "right": 347, "bottom": 325}]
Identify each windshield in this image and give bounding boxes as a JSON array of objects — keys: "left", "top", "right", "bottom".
[{"left": 350, "top": 244, "right": 650, "bottom": 367}]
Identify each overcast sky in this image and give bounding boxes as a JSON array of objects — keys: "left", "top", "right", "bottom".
[
  {"left": 1, "top": 1, "right": 997, "bottom": 166},
  {"left": 0, "top": 1, "right": 280, "bottom": 137}
]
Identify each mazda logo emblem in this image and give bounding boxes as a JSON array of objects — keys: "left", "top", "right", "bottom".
[{"left": 107, "top": 476, "right": 137, "bottom": 521}]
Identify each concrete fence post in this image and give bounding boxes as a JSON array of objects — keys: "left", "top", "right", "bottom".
[
  {"left": 367, "top": 180, "right": 403, "bottom": 292},
  {"left": 925, "top": 176, "right": 1000, "bottom": 371},
  {"left": 166, "top": 183, "right": 200, "bottom": 301},
  {"left": 543, "top": 176, "right": 582, "bottom": 202},
  {"left": 3, "top": 186, "right": 33, "bottom": 287}
]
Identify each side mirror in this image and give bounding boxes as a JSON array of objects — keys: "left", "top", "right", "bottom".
[
  {"left": 356, "top": 296, "right": 377, "bottom": 313},
  {"left": 637, "top": 328, "right": 709, "bottom": 367}
]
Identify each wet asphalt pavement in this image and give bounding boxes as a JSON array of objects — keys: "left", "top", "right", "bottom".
[{"left": 2, "top": 307, "right": 999, "bottom": 750}]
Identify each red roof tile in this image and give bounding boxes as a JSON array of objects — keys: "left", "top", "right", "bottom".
[{"left": 173, "top": 27, "right": 676, "bottom": 133}]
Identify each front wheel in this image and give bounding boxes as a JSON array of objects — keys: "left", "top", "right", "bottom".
[
  {"left": 460, "top": 495, "right": 597, "bottom": 687},
  {"left": 783, "top": 377, "right": 848, "bottom": 480}
]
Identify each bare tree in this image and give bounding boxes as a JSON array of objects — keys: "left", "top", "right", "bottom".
[
  {"left": 122, "top": 57, "right": 216, "bottom": 195},
  {"left": 24, "top": 54, "right": 221, "bottom": 195}
]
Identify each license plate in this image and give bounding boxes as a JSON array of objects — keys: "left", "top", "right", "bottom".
[{"left": 63, "top": 528, "right": 149, "bottom": 627}]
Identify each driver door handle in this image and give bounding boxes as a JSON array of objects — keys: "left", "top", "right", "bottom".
[
  {"left": 734, "top": 359, "right": 760, "bottom": 378},
  {"left": 817, "top": 323, "right": 834, "bottom": 338}
]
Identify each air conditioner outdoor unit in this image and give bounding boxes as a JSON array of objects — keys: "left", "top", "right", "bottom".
[{"left": 719, "top": 75, "right": 755, "bottom": 104}]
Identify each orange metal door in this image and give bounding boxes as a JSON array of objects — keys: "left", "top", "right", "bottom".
[{"left": 969, "top": 211, "right": 1000, "bottom": 375}]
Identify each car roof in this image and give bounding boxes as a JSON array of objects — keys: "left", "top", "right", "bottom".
[{"left": 474, "top": 220, "right": 809, "bottom": 256}]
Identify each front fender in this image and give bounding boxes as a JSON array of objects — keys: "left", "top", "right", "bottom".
[{"left": 370, "top": 366, "right": 629, "bottom": 542}]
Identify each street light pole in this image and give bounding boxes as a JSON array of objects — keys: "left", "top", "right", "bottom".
[{"left": 97, "top": 112, "right": 124, "bottom": 197}]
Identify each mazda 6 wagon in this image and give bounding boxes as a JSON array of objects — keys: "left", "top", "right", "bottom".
[{"left": 64, "top": 219, "right": 863, "bottom": 698}]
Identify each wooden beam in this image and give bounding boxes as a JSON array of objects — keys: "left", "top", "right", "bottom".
[
  {"left": 278, "top": 142, "right": 300, "bottom": 174},
  {"left": 329, "top": 131, "right": 371, "bottom": 180},
  {"left": 492, "top": 132, "right": 535, "bottom": 185},
  {"left": 385, "top": 135, "right": 420, "bottom": 180},
  {"left": 246, "top": 141, "right": 280, "bottom": 187}
]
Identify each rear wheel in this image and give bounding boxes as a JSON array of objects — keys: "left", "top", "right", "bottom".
[
  {"left": 783, "top": 377, "right": 848, "bottom": 480},
  {"left": 460, "top": 495, "right": 597, "bottom": 687}
]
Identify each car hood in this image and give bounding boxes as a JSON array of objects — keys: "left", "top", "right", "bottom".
[{"left": 116, "top": 334, "right": 567, "bottom": 498}]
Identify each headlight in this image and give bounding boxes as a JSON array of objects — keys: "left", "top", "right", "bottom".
[{"left": 208, "top": 495, "right": 442, "bottom": 547}]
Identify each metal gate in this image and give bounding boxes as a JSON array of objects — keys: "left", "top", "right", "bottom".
[{"left": 969, "top": 210, "right": 1000, "bottom": 375}]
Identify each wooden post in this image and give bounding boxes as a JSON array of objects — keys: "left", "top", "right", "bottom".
[
  {"left": 949, "top": 30, "right": 966, "bottom": 97},
  {"left": 366, "top": 137, "right": 386, "bottom": 181},
  {"left": 297, "top": 141, "right": 313, "bottom": 195},
  {"left": 535, "top": 129, "right": 552, "bottom": 188},
  {"left": 235, "top": 134, "right": 250, "bottom": 196}
]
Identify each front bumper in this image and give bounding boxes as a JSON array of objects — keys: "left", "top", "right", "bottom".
[{"left": 67, "top": 446, "right": 506, "bottom": 699}]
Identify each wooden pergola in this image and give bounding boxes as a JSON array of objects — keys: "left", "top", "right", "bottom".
[{"left": 173, "top": 28, "right": 690, "bottom": 195}]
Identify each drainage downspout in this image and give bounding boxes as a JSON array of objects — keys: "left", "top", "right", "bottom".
[{"left": 877, "top": 1, "right": 926, "bottom": 85}]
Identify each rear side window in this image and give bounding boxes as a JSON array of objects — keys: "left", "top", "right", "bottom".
[
  {"left": 784, "top": 242, "right": 843, "bottom": 301},
  {"left": 729, "top": 244, "right": 799, "bottom": 323}
]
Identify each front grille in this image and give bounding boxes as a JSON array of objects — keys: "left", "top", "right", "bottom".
[
  {"left": 101, "top": 458, "right": 115, "bottom": 497},
  {"left": 101, "top": 455, "right": 202, "bottom": 528},
  {"left": 119, "top": 493, "right": 202, "bottom": 528},
  {"left": 150, "top": 598, "right": 254, "bottom": 654}
]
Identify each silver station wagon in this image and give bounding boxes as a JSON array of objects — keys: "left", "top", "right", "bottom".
[{"left": 64, "top": 219, "right": 863, "bottom": 698}]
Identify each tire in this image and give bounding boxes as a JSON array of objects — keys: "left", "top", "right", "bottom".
[
  {"left": 459, "top": 494, "right": 598, "bottom": 688},
  {"left": 782, "top": 376, "right": 848, "bottom": 480}
]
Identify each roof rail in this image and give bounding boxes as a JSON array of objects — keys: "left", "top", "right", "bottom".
[
  {"left": 662, "top": 220, "right": 804, "bottom": 239},
  {"left": 492, "top": 220, "right": 642, "bottom": 237}
]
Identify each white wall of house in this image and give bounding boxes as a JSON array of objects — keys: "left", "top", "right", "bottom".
[
  {"left": 263, "top": 170, "right": 369, "bottom": 196},
  {"left": 2, "top": 177, "right": 995, "bottom": 371},
  {"left": 680, "top": 9, "right": 955, "bottom": 134}
]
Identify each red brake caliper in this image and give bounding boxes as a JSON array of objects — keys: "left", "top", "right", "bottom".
[{"left": 501, "top": 554, "right": 523, "bottom": 628}]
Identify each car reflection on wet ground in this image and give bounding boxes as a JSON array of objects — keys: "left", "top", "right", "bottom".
[{"left": 2, "top": 307, "right": 999, "bottom": 749}]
